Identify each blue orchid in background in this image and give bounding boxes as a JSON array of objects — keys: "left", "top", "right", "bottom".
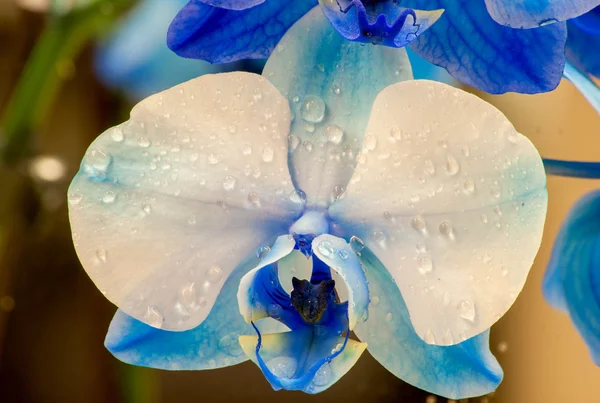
[
  {"left": 165, "top": 0, "right": 600, "bottom": 94},
  {"left": 69, "top": 8, "right": 548, "bottom": 399},
  {"left": 95, "top": 0, "right": 245, "bottom": 100},
  {"left": 561, "top": 5, "right": 600, "bottom": 114}
]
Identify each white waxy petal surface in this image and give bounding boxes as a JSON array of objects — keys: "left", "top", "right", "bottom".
[
  {"left": 329, "top": 80, "right": 547, "bottom": 345},
  {"left": 69, "top": 72, "right": 303, "bottom": 331}
]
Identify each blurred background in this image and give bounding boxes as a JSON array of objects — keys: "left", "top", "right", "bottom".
[{"left": 0, "top": 1, "right": 599, "bottom": 402}]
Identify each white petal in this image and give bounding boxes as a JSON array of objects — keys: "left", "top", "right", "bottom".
[
  {"left": 329, "top": 80, "right": 547, "bottom": 345},
  {"left": 69, "top": 72, "right": 302, "bottom": 331}
]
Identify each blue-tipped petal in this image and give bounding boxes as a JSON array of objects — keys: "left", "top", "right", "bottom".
[
  {"left": 197, "top": 0, "right": 264, "bottom": 11},
  {"left": 263, "top": 6, "right": 413, "bottom": 206},
  {"left": 311, "top": 234, "right": 369, "bottom": 329},
  {"left": 319, "top": 0, "right": 443, "bottom": 47},
  {"left": 105, "top": 255, "right": 286, "bottom": 370},
  {"left": 69, "top": 73, "right": 303, "bottom": 331},
  {"left": 485, "top": 0, "right": 600, "bottom": 29},
  {"left": 167, "top": 0, "right": 317, "bottom": 63},
  {"left": 96, "top": 0, "right": 241, "bottom": 101},
  {"left": 567, "top": 8, "right": 600, "bottom": 78},
  {"left": 562, "top": 61, "right": 600, "bottom": 115},
  {"left": 354, "top": 248, "right": 502, "bottom": 399},
  {"left": 543, "top": 191, "right": 600, "bottom": 365},
  {"left": 240, "top": 327, "right": 367, "bottom": 393},
  {"left": 402, "top": 0, "right": 567, "bottom": 94}
]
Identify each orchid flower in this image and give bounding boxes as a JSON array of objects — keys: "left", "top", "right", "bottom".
[
  {"left": 68, "top": 8, "right": 547, "bottom": 399},
  {"left": 561, "top": 5, "right": 600, "bottom": 114},
  {"left": 165, "top": 0, "right": 599, "bottom": 94},
  {"left": 95, "top": 0, "right": 244, "bottom": 101},
  {"left": 541, "top": 7, "right": 600, "bottom": 369}
]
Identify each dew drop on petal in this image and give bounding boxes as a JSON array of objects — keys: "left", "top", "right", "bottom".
[
  {"left": 317, "top": 241, "right": 334, "bottom": 257},
  {"left": 188, "top": 214, "right": 197, "bottom": 225},
  {"left": 371, "top": 296, "right": 380, "bottom": 306},
  {"left": 208, "top": 153, "right": 220, "bottom": 165},
  {"left": 242, "top": 144, "right": 252, "bottom": 156},
  {"left": 445, "top": 154, "right": 460, "bottom": 175},
  {"left": 424, "top": 329, "right": 436, "bottom": 344},
  {"left": 312, "top": 363, "right": 333, "bottom": 386},
  {"left": 331, "top": 84, "right": 341, "bottom": 95},
  {"left": 68, "top": 192, "right": 83, "bottom": 205},
  {"left": 417, "top": 257, "right": 433, "bottom": 274},
  {"left": 262, "top": 147, "right": 274, "bottom": 163},
  {"left": 416, "top": 241, "right": 427, "bottom": 253},
  {"left": 289, "top": 134, "right": 300, "bottom": 152},
  {"left": 438, "top": 221, "right": 454, "bottom": 239},
  {"left": 266, "top": 357, "right": 298, "bottom": 379},
  {"left": 248, "top": 192, "right": 261, "bottom": 207},
  {"left": 338, "top": 249, "right": 349, "bottom": 260},
  {"left": 331, "top": 185, "right": 346, "bottom": 201},
  {"left": 458, "top": 300, "right": 476, "bottom": 322},
  {"left": 385, "top": 312, "right": 393, "bottom": 322},
  {"left": 110, "top": 129, "right": 124, "bottom": 142},
  {"left": 102, "top": 191, "right": 116, "bottom": 204},
  {"left": 350, "top": 236, "right": 365, "bottom": 255},
  {"left": 463, "top": 180, "right": 475, "bottom": 193},
  {"left": 96, "top": 248, "right": 107, "bottom": 263},
  {"left": 141, "top": 203, "right": 152, "bottom": 215},
  {"left": 325, "top": 124, "right": 344, "bottom": 145},
  {"left": 411, "top": 216, "right": 427, "bottom": 234},
  {"left": 206, "top": 265, "right": 223, "bottom": 283},
  {"left": 138, "top": 137, "right": 151, "bottom": 148},
  {"left": 363, "top": 135, "right": 377, "bottom": 151},
  {"left": 179, "top": 282, "right": 197, "bottom": 307},
  {"left": 223, "top": 175, "right": 237, "bottom": 191},
  {"left": 300, "top": 96, "right": 326, "bottom": 123},
  {"left": 256, "top": 245, "right": 271, "bottom": 259}
]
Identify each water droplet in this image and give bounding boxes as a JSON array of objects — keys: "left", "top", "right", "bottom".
[
  {"left": 356, "top": 152, "right": 367, "bottom": 164},
  {"left": 289, "top": 134, "right": 300, "bottom": 152},
  {"left": 300, "top": 96, "right": 326, "bottom": 123},
  {"left": 331, "top": 185, "right": 346, "bottom": 201},
  {"left": 266, "top": 357, "right": 298, "bottom": 379},
  {"left": 438, "top": 221, "right": 454, "bottom": 239},
  {"left": 539, "top": 18, "right": 558, "bottom": 26},
  {"left": 331, "top": 342, "right": 344, "bottom": 354},
  {"left": 325, "top": 124, "right": 344, "bottom": 145},
  {"left": 102, "top": 191, "right": 117, "bottom": 204},
  {"left": 144, "top": 306, "right": 163, "bottom": 328},
  {"left": 424, "top": 329, "right": 436, "bottom": 344},
  {"left": 262, "top": 147, "right": 274, "bottom": 163},
  {"left": 350, "top": 236, "right": 365, "bottom": 254},
  {"left": 443, "top": 329, "right": 454, "bottom": 345},
  {"left": 371, "top": 296, "right": 380, "bottom": 306},
  {"left": 84, "top": 149, "right": 111, "bottom": 176},
  {"left": 483, "top": 253, "right": 492, "bottom": 264},
  {"left": 96, "top": 248, "right": 107, "bottom": 263},
  {"left": 228, "top": 125, "right": 237, "bottom": 134},
  {"left": 208, "top": 153, "right": 220, "bottom": 165},
  {"left": 417, "top": 257, "right": 433, "bottom": 274},
  {"left": 461, "top": 145, "right": 470, "bottom": 157},
  {"left": 223, "top": 175, "right": 237, "bottom": 191},
  {"left": 338, "top": 249, "right": 349, "bottom": 260},
  {"left": 416, "top": 241, "right": 427, "bottom": 253},
  {"left": 256, "top": 245, "right": 271, "bottom": 259},
  {"left": 248, "top": 192, "right": 261, "bottom": 207},
  {"left": 68, "top": 192, "right": 83, "bottom": 205},
  {"left": 458, "top": 300, "right": 476, "bottom": 322},
  {"left": 331, "top": 84, "right": 341, "bottom": 95},
  {"left": 110, "top": 129, "right": 124, "bottom": 142},
  {"left": 312, "top": 363, "right": 333, "bottom": 386},
  {"left": 411, "top": 216, "right": 427, "bottom": 234},
  {"left": 463, "top": 180, "right": 475, "bottom": 193},
  {"left": 242, "top": 144, "right": 252, "bottom": 156},
  {"left": 385, "top": 312, "right": 393, "bottom": 322},
  {"left": 424, "top": 159, "right": 436, "bottom": 176},
  {"left": 188, "top": 214, "right": 197, "bottom": 225},
  {"left": 363, "top": 135, "right": 377, "bottom": 151},
  {"left": 445, "top": 154, "right": 460, "bottom": 175},
  {"left": 481, "top": 213, "right": 488, "bottom": 223},
  {"left": 317, "top": 240, "right": 334, "bottom": 257},
  {"left": 138, "top": 137, "right": 151, "bottom": 148},
  {"left": 372, "top": 230, "right": 386, "bottom": 248},
  {"left": 141, "top": 203, "right": 152, "bottom": 215},
  {"left": 490, "top": 185, "right": 501, "bottom": 198},
  {"left": 206, "top": 265, "right": 223, "bottom": 283},
  {"left": 179, "top": 282, "right": 197, "bottom": 307}
]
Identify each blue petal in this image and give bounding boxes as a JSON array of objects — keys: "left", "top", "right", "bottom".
[
  {"left": 167, "top": 0, "right": 317, "bottom": 63},
  {"left": 403, "top": 0, "right": 567, "bottom": 94},
  {"left": 543, "top": 191, "right": 600, "bottom": 365},
  {"left": 406, "top": 47, "right": 456, "bottom": 84},
  {"left": 353, "top": 248, "right": 503, "bottom": 399},
  {"left": 96, "top": 0, "right": 241, "bottom": 100},
  {"left": 562, "top": 61, "right": 600, "bottom": 115},
  {"left": 262, "top": 6, "right": 413, "bottom": 205},
  {"left": 240, "top": 326, "right": 367, "bottom": 393},
  {"left": 196, "top": 0, "right": 264, "bottom": 11},
  {"left": 319, "top": 0, "right": 443, "bottom": 47},
  {"left": 105, "top": 254, "right": 285, "bottom": 370},
  {"left": 484, "top": 0, "right": 600, "bottom": 29},
  {"left": 566, "top": 8, "right": 600, "bottom": 78}
]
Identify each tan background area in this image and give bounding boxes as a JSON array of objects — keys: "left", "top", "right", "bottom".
[{"left": 0, "top": 2, "right": 599, "bottom": 402}]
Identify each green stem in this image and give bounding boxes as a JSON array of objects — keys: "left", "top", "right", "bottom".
[{"left": 0, "top": 0, "right": 135, "bottom": 164}]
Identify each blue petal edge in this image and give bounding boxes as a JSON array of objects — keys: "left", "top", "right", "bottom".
[
  {"left": 543, "top": 190, "right": 600, "bottom": 365},
  {"left": 167, "top": 0, "right": 317, "bottom": 63},
  {"left": 403, "top": 0, "right": 567, "bottom": 94},
  {"left": 353, "top": 247, "right": 503, "bottom": 399}
]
